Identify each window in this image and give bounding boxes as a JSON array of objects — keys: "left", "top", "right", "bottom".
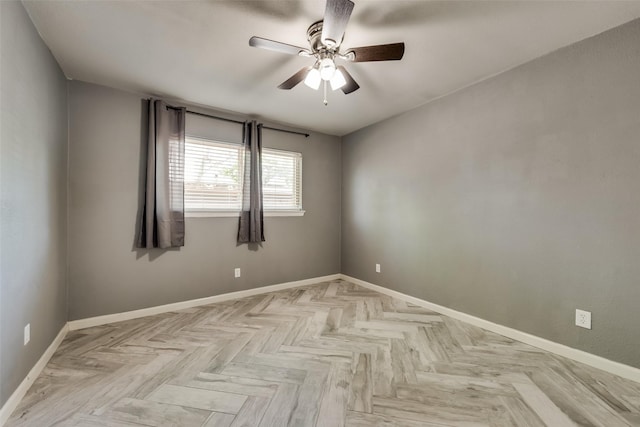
[
  {"left": 262, "top": 148, "right": 302, "bottom": 211},
  {"left": 184, "top": 137, "right": 244, "bottom": 212},
  {"left": 184, "top": 136, "right": 303, "bottom": 216}
]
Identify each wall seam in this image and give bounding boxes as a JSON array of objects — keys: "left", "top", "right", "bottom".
[
  {"left": 338, "top": 135, "right": 343, "bottom": 274},
  {"left": 65, "top": 80, "right": 70, "bottom": 322}
]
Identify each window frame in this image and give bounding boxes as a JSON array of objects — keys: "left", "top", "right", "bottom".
[{"left": 183, "top": 136, "right": 305, "bottom": 218}]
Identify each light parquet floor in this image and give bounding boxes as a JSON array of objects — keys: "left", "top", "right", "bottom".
[{"left": 6, "top": 279, "right": 640, "bottom": 426}]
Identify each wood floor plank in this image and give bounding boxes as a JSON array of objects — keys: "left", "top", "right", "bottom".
[
  {"left": 499, "top": 396, "right": 547, "bottom": 427},
  {"left": 316, "top": 362, "right": 351, "bottom": 427},
  {"left": 373, "top": 396, "right": 492, "bottom": 426},
  {"left": 101, "top": 397, "right": 211, "bottom": 426},
  {"left": 61, "top": 413, "right": 149, "bottom": 426},
  {"left": 373, "top": 398, "right": 490, "bottom": 427},
  {"left": 146, "top": 384, "right": 247, "bottom": 414},
  {"left": 348, "top": 353, "right": 373, "bottom": 413},
  {"left": 229, "top": 396, "right": 270, "bottom": 427},
  {"left": 278, "top": 344, "right": 353, "bottom": 364},
  {"left": 127, "top": 352, "right": 209, "bottom": 402},
  {"left": 287, "top": 368, "right": 328, "bottom": 426},
  {"left": 220, "top": 362, "right": 307, "bottom": 384},
  {"left": 203, "top": 333, "right": 254, "bottom": 374},
  {"left": 172, "top": 374, "right": 278, "bottom": 398},
  {"left": 372, "top": 346, "right": 394, "bottom": 397},
  {"left": 255, "top": 383, "right": 298, "bottom": 427},
  {"left": 529, "top": 367, "right": 631, "bottom": 426},
  {"left": 512, "top": 381, "right": 575, "bottom": 427},
  {"left": 382, "top": 312, "right": 443, "bottom": 323},
  {"left": 389, "top": 337, "right": 418, "bottom": 384}
]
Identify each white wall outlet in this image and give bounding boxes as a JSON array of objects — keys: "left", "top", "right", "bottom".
[
  {"left": 375, "top": 263, "right": 381, "bottom": 273},
  {"left": 234, "top": 268, "right": 241, "bottom": 278},
  {"left": 575, "top": 309, "right": 592, "bottom": 329},
  {"left": 24, "top": 324, "right": 30, "bottom": 345}
]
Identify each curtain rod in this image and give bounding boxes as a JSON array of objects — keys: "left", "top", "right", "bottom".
[
  {"left": 186, "top": 109, "right": 244, "bottom": 125},
  {"left": 261, "top": 125, "right": 309, "bottom": 138},
  {"left": 167, "top": 106, "right": 309, "bottom": 138}
]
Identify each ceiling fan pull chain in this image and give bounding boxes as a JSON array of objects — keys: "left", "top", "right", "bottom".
[{"left": 323, "top": 80, "right": 328, "bottom": 106}]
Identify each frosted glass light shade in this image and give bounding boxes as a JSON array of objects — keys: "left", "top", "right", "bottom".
[
  {"left": 319, "top": 58, "right": 336, "bottom": 81},
  {"left": 330, "top": 69, "right": 346, "bottom": 90},
  {"left": 304, "top": 68, "right": 321, "bottom": 90}
]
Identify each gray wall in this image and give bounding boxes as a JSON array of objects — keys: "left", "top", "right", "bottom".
[
  {"left": 68, "top": 81, "right": 341, "bottom": 320},
  {"left": 0, "top": 1, "right": 68, "bottom": 407},
  {"left": 341, "top": 19, "right": 640, "bottom": 368}
]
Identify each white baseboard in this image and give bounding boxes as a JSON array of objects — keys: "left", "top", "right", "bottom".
[
  {"left": 341, "top": 274, "right": 640, "bottom": 384},
  {"left": 4, "top": 271, "right": 636, "bottom": 427},
  {"left": 68, "top": 274, "right": 341, "bottom": 331},
  {"left": 0, "top": 323, "right": 69, "bottom": 426}
]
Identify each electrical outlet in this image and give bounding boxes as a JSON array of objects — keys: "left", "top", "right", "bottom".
[
  {"left": 375, "top": 263, "right": 381, "bottom": 273},
  {"left": 575, "top": 309, "right": 591, "bottom": 329},
  {"left": 24, "top": 324, "right": 30, "bottom": 345},
  {"left": 234, "top": 268, "right": 241, "bottom": 278}
]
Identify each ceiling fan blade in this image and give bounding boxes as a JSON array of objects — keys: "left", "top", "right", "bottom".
[
  {"left": 278, "top": 67, "right": 312, "bottom": 90},
  {"left": 249, "top": 36, "right": 308, "bottom": 56},
  {"left": 337, "top": 66, "right": 359, "bottom": 94},
  {"left": 321, "top": 0, "right": 354, "bottom": 48},
  {"left": 347, "top": 43, "right": 405, "bottom": 62}
]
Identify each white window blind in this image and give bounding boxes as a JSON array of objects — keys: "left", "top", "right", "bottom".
[
  {"left": 184, "top": 137, "right": 244, "bottom": 211},
  {"left": 184, "top": 137, "right": 302, "bottom": 214},
  {"left": 262, "top": 148, "right": 302, "bottom": 211}
]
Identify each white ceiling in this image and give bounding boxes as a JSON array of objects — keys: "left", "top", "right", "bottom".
[{"left": 23, "top": 1, "right": 640, "bottom": 136}]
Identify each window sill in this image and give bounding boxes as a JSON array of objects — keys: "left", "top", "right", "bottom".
[{"left": 186, "top": 210, "right": 305, "bottom": 218}]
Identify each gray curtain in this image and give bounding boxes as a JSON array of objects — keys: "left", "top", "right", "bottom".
[
  {"left": 136, "top": 99, "right": 186, "bottom": 249},
  {"left": 238, "top": 120, "right": 265, "bottom": 243}
]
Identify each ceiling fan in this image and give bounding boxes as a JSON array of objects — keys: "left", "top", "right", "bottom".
[{"left": 249, "top": 0, "right": 405, "bottom": 105}]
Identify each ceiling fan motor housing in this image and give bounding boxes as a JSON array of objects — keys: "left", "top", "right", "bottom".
[{"left": 307, "top": 21, "right": 340, "bottom": 54}]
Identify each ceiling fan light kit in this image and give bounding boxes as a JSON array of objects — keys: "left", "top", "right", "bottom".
[{"left": 249, "top": 0, "right": 405, "bottom": 105}]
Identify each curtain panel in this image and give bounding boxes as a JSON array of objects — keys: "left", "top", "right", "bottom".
[
  {"left": 238, "top": 120, "right": 265, "bottom": 243},
  {"left": 136, "top": 99, "right": 186, "bottom": 249}
]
